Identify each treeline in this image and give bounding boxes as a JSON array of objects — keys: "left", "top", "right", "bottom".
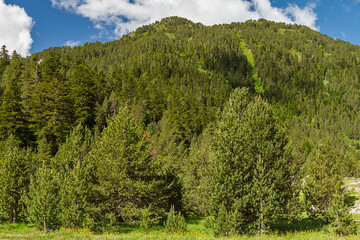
[{"left": 0, "top": 17, "right": 359, "bottom": 235}]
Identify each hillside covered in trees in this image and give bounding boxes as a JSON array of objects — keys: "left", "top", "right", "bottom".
[{"left": 0, "top": 17, "right": 360, "bottom": 235}]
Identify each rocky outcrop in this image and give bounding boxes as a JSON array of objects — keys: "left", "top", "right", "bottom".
[{"left": 349, "top": 200, "right": 360, "bottom": 214}]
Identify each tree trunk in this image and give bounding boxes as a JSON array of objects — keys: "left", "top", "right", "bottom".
[
  {"left": 43, "top": 196, "right": 47, "bottom": 233},
  {"left": 43, "top": 216, "right": 47, "bottom": 234},
  {"left": 260, "top": 197, "right": 264, "bottom": 235},
  {"left": 12, "top": 206, "right": 16, "bottom": 224}
]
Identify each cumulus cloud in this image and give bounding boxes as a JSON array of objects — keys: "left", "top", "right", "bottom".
[
  {"left": 51, "top": 0, "right": 319, "bottom": 38},
  {"left": 286, "top": 3, "right": 319, "bottom": 30},
  {"left": 0, "top": 0, "right": 34, "bottom": 56},
  {"left": 64, "top": 40, "right": 81, "bottom": 47}
]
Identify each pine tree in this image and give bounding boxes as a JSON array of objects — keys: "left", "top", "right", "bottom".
[
  {"left": 89, "top": 105, "right": 165, "bottom": 224},
  {"left": 0, "top": 45, "right": 10, "bottom": 78},
  {"left": 70, "top": 60, "right": 96, "bottom": 129},
  {"left": 0, "top": 135, "right": 31, "bottom": 223},
  {"left": 29, "top": 53, "right": 72, "bottom": 153},
  {"left": 182, "top": 129, "right": 214, "bottom": 213},
  {"left": 209, "top": 88, "right": 295, "bottom": 234},
  {"left": 303, "top": 143, "right": 346, "bottom": 221},
  {"left": 94, "top": 91, "right": 119, "bottom": 133},
  {"left": 26, "top": 139, "right": 60, "bottom": 232},
  {"left": 1, "top": 52, "right": 23, "bottom": 87},
  {"left": 0, "top": 69, "right": 27, "bottom": 144},
  {"left": 26, "top": 165, "right": 60, "bottom": 232},
  {"left": 54, "top": 124, "right": 95, "bottom": 228}
]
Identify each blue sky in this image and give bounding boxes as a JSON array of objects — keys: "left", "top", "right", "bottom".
[{"left": 1, "top": 0, "right": 360, "bottom": 56}]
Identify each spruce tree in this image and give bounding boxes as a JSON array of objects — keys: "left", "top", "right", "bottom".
[{"left": 209, "top": 88, "right": 295, "bottom": 234}]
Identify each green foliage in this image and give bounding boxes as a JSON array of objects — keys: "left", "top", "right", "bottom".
[
  {"left": 212, "top": 204, "right": 231, "bottom": 237},
  {"left": 0, "top": 45, "right": 10, "bottom": 79},
  {"left": 209, "top": 88, "right": 295, "bottom": 234},
  {"left": 139, "top": 206, "right": 154, "bottom": 233},
  {"left": 70, "top": 60, "right": 96, "bottom": 128},
  {"left": 26, "top": 139, "right": 60, "bottom": 232},
  {"left": 182, "top": 129, "right": 214, "bottom": 213},
  {"left": 0, "top": 135, "right": 31, "bottom": 223},
  {"left": 1, "top": 17, "right": 360, "bottom": 235},
  {"left": 54, "top": 124, "right": 95, "bottom": 228},
  {"left": 94, "top": 91, "right": 118, "bottom": 133},
  {"left": 212, "top": 203, "right": 241, "bottom": 237},
  {"left": 26, "top": 165, "right": 60, "bottom": 232},
  {"left": 29, "top": 53, "right": 72, "bottom": 153},
  {"left": 89, "top": 105, "right": 168, "bottom": 225},
  {"left": 303, "top": 143, "right": 345, "bottom": 221},
  {"left": 0, "top": 60, "right": 28, "bottom": 145},
  {"left": 327, "top": 195, "right": 357, "bottom": 235},
  {"left": 164, "top": 205, "right": 187, "bottom": 234}
]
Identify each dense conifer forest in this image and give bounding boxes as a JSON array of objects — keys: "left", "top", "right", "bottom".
[{"left": 0, "top": 17, "right": 360, "bottom": 235}]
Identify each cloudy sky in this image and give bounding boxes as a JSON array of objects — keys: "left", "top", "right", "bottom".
[{"left": 1, "top": 0, "right": 360, "bottom": 56}]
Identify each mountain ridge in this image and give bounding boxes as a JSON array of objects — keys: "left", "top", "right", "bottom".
[{"left": 1, "top": 16, "right": 360, "bottom": 174}]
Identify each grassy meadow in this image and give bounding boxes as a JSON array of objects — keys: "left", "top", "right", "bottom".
[
  {"left": 0, "top": 218, "right": 360, "bottom": 240},
  {"left": 1, "top": 179, "right": 360, "bottom": 239}
]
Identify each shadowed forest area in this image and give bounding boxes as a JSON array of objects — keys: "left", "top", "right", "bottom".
[{"left": 1, "top": 17, "right": 360, "bottom": 238}]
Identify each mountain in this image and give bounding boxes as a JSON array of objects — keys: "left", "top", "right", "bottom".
[{"left": 1, "top": 16, "right": 360, "bottom": 172}]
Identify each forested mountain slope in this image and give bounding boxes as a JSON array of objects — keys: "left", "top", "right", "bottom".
[
  {"left": 13, "top": 17, "right": 360, "bottom": 173},
  {"left": 0, "top": 16, "right": 360, "bottom": 233}
]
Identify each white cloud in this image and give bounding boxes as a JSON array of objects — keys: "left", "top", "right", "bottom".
[
  {"left": 64, "top": 40, "right": 81, "bottom": 47},
  {"left": 286, "top": 3, "right": 319, "bottom": 30},
  {"left": 0, "top": 0, "right": 34, "bottom": 56},
  {"left": 51, "top": 0, "right": 319, "bottom": 38}
]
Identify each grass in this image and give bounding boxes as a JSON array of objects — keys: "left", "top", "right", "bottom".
[
  {"left": 3, "top": 178, "right": 360, "bottom": 239},
  {"left": 1, "top": 218, "right": 360, "bottom": 240},
  {"left": 238, "top": 39, "right": 264, "bottom": 94}
]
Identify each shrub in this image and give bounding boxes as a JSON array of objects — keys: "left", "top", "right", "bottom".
[
  {"left": 164, "top": 205, "right": 186, "bottom": 233},
  {"left": 328, "top": 195, "right": 357, "bottom": 235},
  {"left": 140, "top": 207, "right": 152, "bottom": 232},
  {"left": 212, "top": 203, "right": 242, "bottom": 237}
]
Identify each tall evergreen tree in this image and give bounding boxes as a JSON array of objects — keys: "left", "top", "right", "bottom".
[
  {"left": 70, "top": 60, "right": 96, "bottom": 129},
  {"left": 89, "top": 105, "right": 167, "bottom": 224},
  {"left": 26, "top": 165, "right": 60, "bottom": 232},
  {"left": 209, "top": 88, "right": 295, "bottom": 234},
  {"left": 0, "top": 45, "right": 10, "bottom": 79},
  {"left": 1, "top": 52, "right": 23, "bottom": 87},
  {"left": 0, "top": 66, "right": 27, "bottom": 144},
  {"left": 94, "top": 91, "right": 119, "bottom": 133},
  {"left": 54, "top": 124, "right": 95, "bottom": 228},
  {"left": 0, "top": 135, "right": 31, "bottom": 223},
  {"left": 303, "top": 142, "right": 346, "bottom": 221},
  {"left": 29, "top": 53, "right": 72, "bottom": 153},
  {"left": 26, "top": 139, "right": 60, "bottom": 232}
]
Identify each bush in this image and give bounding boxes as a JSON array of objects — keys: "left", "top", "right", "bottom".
[
  {"left": 212, "top": 203, "right": 230, "bottom": 237},
  {"left": 164, "top": 205, "right": 186, "bottom": 233},
  {"left": 212, "top": 203, "right": 242, "bottom": 237},
  {"left": 328, "top": 195, "right": 357, "bottom": 235},
  {"left": 140, "top": 206, "right": 155, "bottom": 233}
]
